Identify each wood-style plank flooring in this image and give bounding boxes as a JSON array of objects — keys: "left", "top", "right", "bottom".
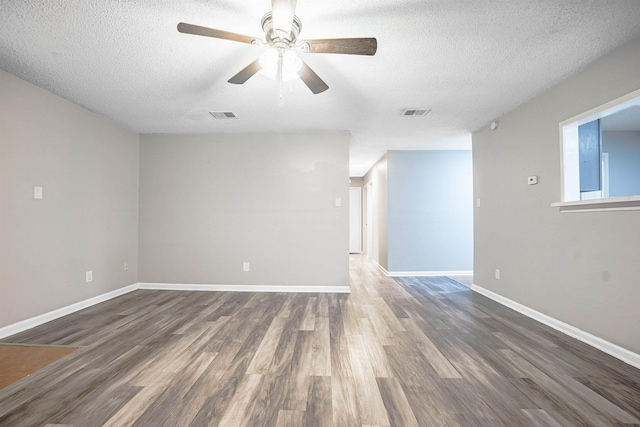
[{"left": 1, "top": 255, "right": 639, "bottom": 426}]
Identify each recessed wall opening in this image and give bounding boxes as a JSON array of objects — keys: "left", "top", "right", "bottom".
[{"left": 560, "top": 88, "right": 640, "bottom": 205}]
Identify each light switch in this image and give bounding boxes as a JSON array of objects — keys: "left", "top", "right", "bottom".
[
  {"left": 34, "top": 186, "right": 43, "bottom": 199},
  {"left": 476, "top": 198, "right": 481, "bottom": 208},
  {"left": 335, "top": 198, "right": 342, "bottom": 207}
]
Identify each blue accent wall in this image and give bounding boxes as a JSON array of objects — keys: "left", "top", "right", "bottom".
[{"left": 387, "top": 151, "right": 473, "bottom": 272}]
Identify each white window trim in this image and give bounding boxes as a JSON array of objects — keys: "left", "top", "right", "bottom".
[
  {"left": 555, "top": 87, "right": 640, "bottom": 212},
  {"left": 551, "top": 195, "right": 640, "bottom": 212}
]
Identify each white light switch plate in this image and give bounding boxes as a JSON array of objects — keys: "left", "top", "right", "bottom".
[
  {"left": 34, "top": 186, "right": 43, "bottom": 199},
  {"left": 335, "top": 198, "right": 342, "bottom": 207}
]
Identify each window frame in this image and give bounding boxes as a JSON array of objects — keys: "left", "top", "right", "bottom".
[{"left": 554, "top": 88, "right": 640, "bottom": 212}]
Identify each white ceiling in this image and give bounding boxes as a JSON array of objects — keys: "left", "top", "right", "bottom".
[{"left": 2, "top": 1, "right": 640, "bottom": 176}]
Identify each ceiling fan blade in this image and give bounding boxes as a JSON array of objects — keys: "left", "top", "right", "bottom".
[
  {"left": 297, "top": 60, "right": 328, "bottom": 94},
  {"left": 177, "top": 22, "right": 257, "bottom": 45},
  {"left": 271, "top": 0, "right": 297, "bottom": 37},
  {"left": 302, "top": 38, "right": 377, "bottom": 55},
  {"left": 228, "top": 59, "right": 262, "bottom": 84}
]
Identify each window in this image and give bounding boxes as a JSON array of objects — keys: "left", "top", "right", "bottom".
[{"left": 555, "top": 88, "right": 640, "bottom": 211}]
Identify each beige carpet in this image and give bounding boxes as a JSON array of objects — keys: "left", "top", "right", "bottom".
[{"left": 0, "top": 344, "right": 77, "bottom": 389}]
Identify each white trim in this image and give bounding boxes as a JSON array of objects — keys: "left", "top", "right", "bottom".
[
  {"left": 370, "top": 262, "right": 473, "bottom": 278},
  {"left": 138, "top": 283, "right": 350, "bottom": 293},
  {"left": 552, "top": 195, "right": 640, "bottom": 206},
  {"left": 0, "top": 284, "right": 138, "bottom": 339},
  {"left": 371, "top": 260, "right": 389, "bottom": 276},
  {"left": 602, "top": 152, "right": 610, "bottom": 199},
  {"left": 556, "top": 206, "right": 640, "bottom": 213},
  {"left": 471, "top": 284, "right": 640, "bottom": 370},
  {"left": 0, "top": 281, "right": 352, "bottom": 340},
  {"left": 387, "top": 270, "right": 473, "bottom": 277},
  {"left": 551, "top": 195, "right": 640, "bottom": 212}
]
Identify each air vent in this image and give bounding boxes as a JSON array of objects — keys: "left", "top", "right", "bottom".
[
  {"left": 210, "top": 111, "right": 238, "bottom": 119},
  {"left": 401, "top": 108, "right": 431, "bottom": 117}
]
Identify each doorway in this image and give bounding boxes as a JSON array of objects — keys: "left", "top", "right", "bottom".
[
  {"left": 349, "top": 187, "right": 362, "bottom": 253},
  {"left": 364, "top": 182, "right": 374, "bottom": 259}
]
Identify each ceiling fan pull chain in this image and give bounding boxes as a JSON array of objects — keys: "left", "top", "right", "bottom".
[{"left": 277, "top": 48, "right": 284, "bottom": 99}]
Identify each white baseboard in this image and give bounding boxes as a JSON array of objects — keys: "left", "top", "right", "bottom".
[
  {"left": 0, "top": 281, "right": 350, "bottom": 340},
  {"left": 388, "top": 270, "right": 473, "bottom": 277},
  {"left": 370, "top": 259, "right": 473, "bottom": 277},
  {"left": 370, "top": 261, "right": 472, "bottom": 278},
  {"left": 371, "top": 260, "right": 389, "bottom": 276},
  {"left": 471, "top": 284, "right": 640, "bottom": 370},
  {"left": 138, "top": 283, "right": 351, "bottom": 294},
  {"left": 0, "top": 284, "right": 138, "bottom": 340}
]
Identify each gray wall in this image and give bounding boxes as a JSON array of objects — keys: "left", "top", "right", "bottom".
[
  {"left": 387, "top": 151, "right": 473, "bottom": 272},
  {"left": 602, "top": 131, "right": 640, "bottom": 197},
  {"left": 139, "top": 132, "right": 349, "bottom": 288},
  {"left": 363, "top": 155, "right": 389, "bottom": 269},
  {"left": 0, "top": 69, "right": 140, "bottom": 328},
  {"left": 473, "top": 37, "right": 640, "bottom": 354}
]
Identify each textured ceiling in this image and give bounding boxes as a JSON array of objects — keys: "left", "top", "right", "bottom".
[{"left": 2, "top": 1, "right": 640, "bottom": 176}]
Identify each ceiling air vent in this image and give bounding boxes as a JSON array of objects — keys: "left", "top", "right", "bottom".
[
  {"left": 210, "top": 111, "right": 238, "bottom": 119},
  {"left": 401, "top": 108, "right": 431, "bottom": 117}
]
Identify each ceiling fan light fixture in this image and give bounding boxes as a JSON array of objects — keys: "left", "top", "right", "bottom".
[
  {"left": 259, "top": 48, "right": 302, "bottom": 81},
  {"left": 178, "top": 2, "right": 374, "bottom": 95},
  {"left": 261, "top": 12, "right": 302, "bottom": 44}
]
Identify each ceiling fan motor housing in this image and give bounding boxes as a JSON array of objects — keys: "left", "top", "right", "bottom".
[{"left": 261, "top": 12, "right": 302, "bottom": 46}]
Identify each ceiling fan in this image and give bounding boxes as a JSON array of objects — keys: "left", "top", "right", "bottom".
[{"left": 177, "top": 0, "right": 377, "bottom": 94}]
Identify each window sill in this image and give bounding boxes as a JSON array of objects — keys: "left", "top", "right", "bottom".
[{"left": 551, "top": 196, "right": 640, "bottom": 212}]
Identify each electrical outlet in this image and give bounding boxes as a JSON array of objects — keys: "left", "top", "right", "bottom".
[
  {"left": 243, "top": 262, "right": 250, "bottom": 272},
  {"left": 86, "top": 271, "right": 93, "bottom": 283},
  {"left": 495, "top": 269, "right": 500, "bottom": 280},
  {"left": 124, "top": 262, "right": 129, "bottom": 271}
]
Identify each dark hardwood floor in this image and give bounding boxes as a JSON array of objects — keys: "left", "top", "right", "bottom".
[{"left": 1, "top": 255, "right": 639, "bottom": 426}]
